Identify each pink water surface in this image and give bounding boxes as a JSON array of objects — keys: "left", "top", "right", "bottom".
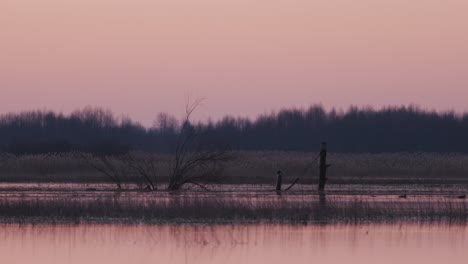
[{"left": 0, "top": 223, "right": 466, "bottom": 264}]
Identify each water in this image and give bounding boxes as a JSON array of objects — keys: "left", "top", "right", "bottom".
[
  {"left": 1, "top": 182, "right": 467, "bottom": 195},
  {"left": 1, "top": 223, "right": 467, "bottom": 264}
]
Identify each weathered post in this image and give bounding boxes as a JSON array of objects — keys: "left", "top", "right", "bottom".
[
  {"left": 318, "top": 142, "right": 329, "bottom": 192},
  {"left": 276, "top": 170, "right": 283, "bottom": 192}
]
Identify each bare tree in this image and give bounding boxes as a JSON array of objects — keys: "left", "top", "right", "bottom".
[
  {"left": 121, "top": 151, "right": 159, "bottom": 190},
  {"left": 168, "top": 99, "right": 233, "bottom": 191},
  {"left": 78, "top": 152, "right": 127, "bottom": 190},
  {"left": 153, "top": 112, "right": 179, "bottom": 135}
]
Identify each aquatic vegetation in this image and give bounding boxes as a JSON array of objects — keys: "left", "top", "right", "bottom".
[
  {"left": 0, "top": 193, "right": 466, "bottom": 224},
  {"left": 0, "top": 152, "right": 468, "bottom": 185}
]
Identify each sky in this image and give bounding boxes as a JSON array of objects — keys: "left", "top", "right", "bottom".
[{"left": 1, "top": 0, "right": 468, "bottom": 126}]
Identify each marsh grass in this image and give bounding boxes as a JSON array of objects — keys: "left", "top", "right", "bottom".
[
  {"left": 1, "top": 152, "right": 468, "bottom": 185},
  {"left": 0, "top": 194, "right": 466, "bottom": 224},
  {"left": 0, "top": 152, "right": 173, "bottom": 183},
  {"left": 226, "top": 152, "right": 468, "bottom": 184},
  {"left": 1, "top": 152, "right": 467, "bottom": 225}
]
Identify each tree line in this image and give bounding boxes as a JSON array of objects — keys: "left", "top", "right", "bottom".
[{"left": 0, "top": 105, "right": 467, "bottom": 154}]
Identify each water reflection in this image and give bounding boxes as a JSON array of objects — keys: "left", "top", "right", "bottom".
[{"left": 0, "top": 224, "right": 467, "bottom": 264}]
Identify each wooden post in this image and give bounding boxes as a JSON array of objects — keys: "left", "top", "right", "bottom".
[
  {"left": 318, "top": 142, "right": 329, "bottom": 192},
  {"left": 276, "top": 170, "right": 283, "bottom": 191}
]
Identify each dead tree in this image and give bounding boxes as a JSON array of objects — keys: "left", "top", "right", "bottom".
[
  {"left": 121, "top": 151, "right": 158, "bottom": 190},
  {"left": 275, "top": 170, "right": 299, "bottom": 192},
  {"left": 78, "top": 152, "right": 126, "bottom": 190},
  {"left": 168, "top": 98, "right": 233, "bottom": 191},
  {"left": 284, "top": 178, "right": 300, "bottom": 191},
  {"left": 275, "top": 170, "right": 283, "bottom": 191},
  {"left": 318, "top": 142, "right": 330, "bottom": 192}
]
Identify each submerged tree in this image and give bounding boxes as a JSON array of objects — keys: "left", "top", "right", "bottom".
[
  {"left": 78, "top": 152, "right": 127, "bottom": 190},
  {"left": 121, "top": 151, "right": 159, "bottom": 190},
  {"left": 168, "top": 99, "right": 233, "bottom": 191}
]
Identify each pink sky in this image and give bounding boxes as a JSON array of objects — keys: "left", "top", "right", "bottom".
[{"left": 1, "top": 0, "right": 467, "bottom": 125}]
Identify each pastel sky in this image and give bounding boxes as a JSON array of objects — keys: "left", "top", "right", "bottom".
[{"left": 1, "top": 0, "right": 467, "bottom": 125}]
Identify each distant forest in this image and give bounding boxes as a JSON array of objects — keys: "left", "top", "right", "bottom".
[{"left": 0, "top": 105, "right": 467, "bottom": 154}]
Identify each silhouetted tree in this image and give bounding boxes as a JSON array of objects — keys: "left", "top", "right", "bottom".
[
  {"left": 168, "top": 99, "right": 232, "bottom": 190},
  {"left": 1, "top": 105, "right": 468, "bottom": 154}
]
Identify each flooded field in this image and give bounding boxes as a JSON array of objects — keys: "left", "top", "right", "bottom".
[
  {"left": 0, "top": 142, "right": 467, "bottom": 262},
  {"left": 0, "top": 183, "right": 466, "bottom": 224},
  {"left": 0, "top": 223, "right": 467, "bottom": 264},
  {"left": 2, "top": 152, "right": 468, "bottom": 185},
  {"left": 0, "top": 182, "right": 467, "bottom": 194}
]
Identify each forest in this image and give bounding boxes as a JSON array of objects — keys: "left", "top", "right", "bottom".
[{"left": 0, "top": 105, "right": 467, "bottom": 154}]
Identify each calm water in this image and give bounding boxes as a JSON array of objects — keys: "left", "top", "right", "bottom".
[{"left": 0, "top": 224, "right": 467, "bottom": 264}]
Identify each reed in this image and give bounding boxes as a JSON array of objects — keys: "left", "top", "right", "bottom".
[
  {"left": 1, "top": 151, "right": 468, "bottom": 185},
  {"left": 0, "top": 194, "right": 466, "bottom": 224}
]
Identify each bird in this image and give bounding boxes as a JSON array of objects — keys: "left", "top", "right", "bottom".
[
  {"left": 398, "top": 194, "right": 407, "bottom": 199},
  {"left": 457, "top": 195, "right": 466, "bottom": 199}
]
